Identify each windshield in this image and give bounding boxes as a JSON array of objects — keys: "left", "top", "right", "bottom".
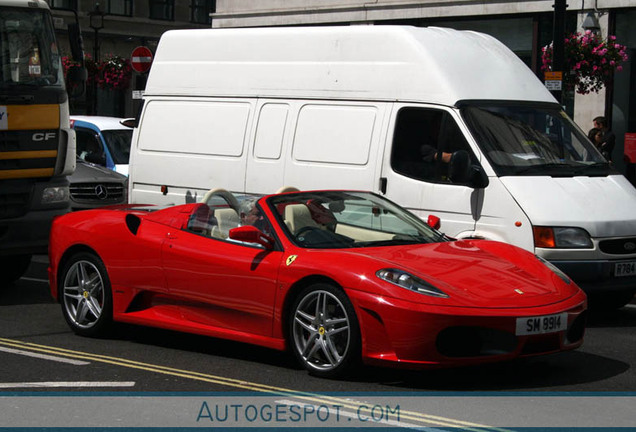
[
  {"left": 461, "top": 102, "right": 611, "bottom": 177},
  {"left": 0, "top": 7, "right": 64, "bottom": 88},
  {"left": 269, "top": 191, "right": 447, "bottom": 249},
  {"left": 102, "top": 129, "right": 132, "bottom": 164}
]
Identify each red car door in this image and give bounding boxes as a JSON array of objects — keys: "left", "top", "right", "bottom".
[{"left": 161, "top": 230, "right": 284, "bottom": 338}]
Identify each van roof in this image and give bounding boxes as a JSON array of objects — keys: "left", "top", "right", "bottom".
[{"left": 146, "top": 25, "right": 556, "bottom": 106}]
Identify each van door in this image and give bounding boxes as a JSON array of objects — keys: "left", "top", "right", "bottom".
[
  {"left": 380, "top": 104, "right": 480, "bottom": 237},
  {"left": 245, "top": 100, "right": 292, "bottom": 194}
]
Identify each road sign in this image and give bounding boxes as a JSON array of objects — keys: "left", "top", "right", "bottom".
[
  {"left": 544, "top": 71, "right": 563, "bottom": 91},
  {"left": 131, "top": 46, "right": 153, "bottom": 73}
]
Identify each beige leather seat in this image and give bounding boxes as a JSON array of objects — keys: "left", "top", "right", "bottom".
[
  {"left": 212, "top": 208, "right": 239, "bottom": 239},
  {"left": 284, "top": 204, "right": 318, "bottom": 234}
]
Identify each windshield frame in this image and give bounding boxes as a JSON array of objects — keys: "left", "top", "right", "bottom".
[
  {"left": 458, "top": 100, "right": 614, "bottom": 177},
  {"left": 266, "top": 190, "right": 447, "bottom": 249}
]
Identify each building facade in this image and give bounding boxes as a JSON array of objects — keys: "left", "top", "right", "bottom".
[{"left": 49, "top": 0, "right": 215, "bottom": 117}]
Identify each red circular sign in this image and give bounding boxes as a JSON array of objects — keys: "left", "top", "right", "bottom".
[{"left": 131, "top": 46, "right": 153, "bottom": 73}]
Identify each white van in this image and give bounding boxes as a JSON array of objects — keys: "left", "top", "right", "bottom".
[{"left": 129, "top": 25, "right": 636, "bottom": 308}]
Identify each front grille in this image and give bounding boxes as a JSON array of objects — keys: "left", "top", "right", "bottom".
[
  {"left": 436, "top": 326, "right": 517, "bottom": 357},
  {"left": 599, "top": 238, "right": 636, "bottom": 255},
  {"left": 0, "top": 129, "right": 59, "bottom": 179},
  {"left": 70, "top": 183, "right": 125, "bottom": 204},
  {"left": 0, "top": 191, "right": 30, "bottom": 219}
]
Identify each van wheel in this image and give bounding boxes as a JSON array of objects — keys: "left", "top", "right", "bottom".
[
  {"left": 60, "top": 252, "right": 113, "bottom": 337},
  {"left": 0, "top": 255, "right": 31, "bottom": 287},
  {"left": 289, "top": 283, "right": 360, "bottom": 378}
]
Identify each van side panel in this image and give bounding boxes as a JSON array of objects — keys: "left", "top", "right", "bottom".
[
  {"left": 245, "top": 102, "right": 290, "bottom": 194},
  {"left": 282, "top": 102, "right": 385, "bottom": 191},
  {"left": 131, "top": 98, "right": 253, "bottom": 204}
]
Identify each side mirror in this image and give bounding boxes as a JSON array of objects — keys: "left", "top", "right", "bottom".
[
  {"left": 448, "top": 150, "right": 471, "bottom": 184},
  {"left": 427, "top": 215, "right": 441, "bottom": 230},
  {"left": 229, "top": 226, "right": 274, "bottom": 249},
  {"left": 448, "top": 150, "right": 489, "bottom": 189}
]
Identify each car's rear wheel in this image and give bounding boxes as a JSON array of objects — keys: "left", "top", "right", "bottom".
[
  {"left": 60, "top": 252, "right": 112, "bottom": 337},
  {"left": 0, "top": 254, "right": 32, "bottom": 287},
  {"left": 289, "top": 283, "right": 360, "bottom": 378}
]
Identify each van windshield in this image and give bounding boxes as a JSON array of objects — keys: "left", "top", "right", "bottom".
[{"left": 460, "top": 102, "right": 612, "bottom": 177}]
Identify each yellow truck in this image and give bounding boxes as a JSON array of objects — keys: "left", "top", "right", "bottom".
[{"left": 1, "top": 0, "right": 84, "bottom": 285}]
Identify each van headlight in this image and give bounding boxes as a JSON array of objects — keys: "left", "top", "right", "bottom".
[
  {"left": 376, "top": 269, "right": 448, "bottom": 298},
  {"left": 535, "top": 255, "right": 572, "bottom": 285},
  {"left": 533, "top": 226, "right": 592, "bottom": 248},
  {"left": 41, "top": 186, "right": 69, "bottom": 204}
]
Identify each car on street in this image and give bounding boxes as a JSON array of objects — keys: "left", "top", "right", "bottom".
[
  {"left": 48, "top": 189, "right": 587, "bottom": 378},
  {"left": 68, "top": 159, "right": 128, "bottom": 210},
  {"left": 70, "top": 116, "right": 133, "bottom": 176}
]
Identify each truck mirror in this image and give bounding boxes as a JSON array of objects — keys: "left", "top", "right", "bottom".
[{"left": 67, "top": 23, "right": 85, "bottom": 62}]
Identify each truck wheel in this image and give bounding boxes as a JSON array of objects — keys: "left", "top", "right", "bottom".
[
  {"left": 0, "top": 255, "right": 32, "bottom": 287},
  {"left": 289, "top": 283, "right": 360, "bottom": 378},
  {"left": 59, "top": 252, "right": 113, "bottom": 337}
]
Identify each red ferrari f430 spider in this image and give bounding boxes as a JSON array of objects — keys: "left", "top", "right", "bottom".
[{"left": 49, "top": 189, "right": 587, "bottom": 378}]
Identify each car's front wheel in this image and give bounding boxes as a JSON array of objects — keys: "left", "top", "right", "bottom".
[
  {"left": 289, "top": 283, "right": 360, "bottom": 378},
  {"left": 60, "top": 252, "right": 112, "bottom": 337}
]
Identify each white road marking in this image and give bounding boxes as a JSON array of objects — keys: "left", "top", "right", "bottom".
[
  {"left": 0, "top": 381, "right": 135, "bottom": 388},
  {"left": 0, "top": 346, "right": 90, "bottom": 365}
]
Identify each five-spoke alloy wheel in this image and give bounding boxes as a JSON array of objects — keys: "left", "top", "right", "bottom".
[
  {"left": 290, "top": 283, "right": 360, "bottom": 378},
  {"left": 60, "top": 252, "right": 112, "bottom": 336}
]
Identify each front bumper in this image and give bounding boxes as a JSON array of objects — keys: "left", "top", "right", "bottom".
[
  {"left": 348, "top": 289, "right": 587, "bottom": 369},
  {"left": 551, "top": 260, "right": 636, "bottom": 295}
]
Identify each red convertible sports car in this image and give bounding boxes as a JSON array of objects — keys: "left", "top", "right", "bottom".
[{"left": 49, "top": 189, "right": 587, "bottom": 378}]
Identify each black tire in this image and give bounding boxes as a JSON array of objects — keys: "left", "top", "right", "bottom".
[
  {"left": 289, "top": 283, "right": 361, "bottom": 378},
  {"left": 0, "top": 254, "right": 32, "bottom": 287},
  {"left": 59, "top": 252, "right": 113, "bottom": 337}
]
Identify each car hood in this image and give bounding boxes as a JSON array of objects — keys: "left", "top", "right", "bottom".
[
  {"left": 334, "top": 239, "right": 580, "bottom": 308},
  {"left": 71, "top": 161, "right": 127, "bottom": 183},
  {"left": 500, "top": 175, "right": 636, "bottom": 237}
]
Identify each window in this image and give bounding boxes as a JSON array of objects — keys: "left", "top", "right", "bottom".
[
  {"left": 75, "top": 129, "right": 106, "bottom": 166},
  {"left": 49, "top": 0, "right": 78, "bottom": 9},
  {"left": 191, "top": 0, "right": 216, "bottom": 24},
  {"left": 107, "top": 0, "right": 132, "bottom": 16},
  {"left": 149, "top": 0, "right": 174, "bottom": 21},
  {"left": 390, "top": 107, "right": 475, "bottom": 183}
]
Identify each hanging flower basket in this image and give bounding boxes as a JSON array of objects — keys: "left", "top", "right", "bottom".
[
  {"left": 97, "top": 55, "right": 132, "bottom": 90},
  {"left": 542, "top": 31, "right": 629, "bottom": 94},
  {"left": 62, "top": 53, "right": 131, "bottom": 91}
]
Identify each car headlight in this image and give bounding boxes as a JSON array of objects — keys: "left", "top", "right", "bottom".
[
  {"left": 41, "top": 186, "right": 69, "bottom": 204},
  {"left": 533, "top": 226, "right": 592, "bottom": 248},
  {"left": 376, "top": 269, "right": 448, "bottom": 298},
  {"left": 535, "top": 255, "right": 572, "bottom": 285}
]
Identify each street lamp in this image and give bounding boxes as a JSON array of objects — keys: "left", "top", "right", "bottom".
[
  {"left": 88, "top": 3, "right": 105, "bottom": 61},
  {"left": 88, "top": 3, "right": 105, "bottom": 114}
]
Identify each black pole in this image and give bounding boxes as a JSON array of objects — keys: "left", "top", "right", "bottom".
[{"left": 552, "top": 0, "right": 567, "bottom": 104}]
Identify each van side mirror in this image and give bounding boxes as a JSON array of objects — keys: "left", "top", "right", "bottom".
[
  {"left": 448, "top": 150, "right": 471, "bottom": 183},
  {"left": 448, "top": 150, "right": 489, "bottom": 189},
  {"left": 229, "top": 226, "right": 274, "bottom": 249}
]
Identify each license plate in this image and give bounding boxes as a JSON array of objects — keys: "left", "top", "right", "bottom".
[
  {"left": 516, "top": 313, "right": 567, "bottom": 336},
  {"left": 615, "top": 261, "right": 636, "bottom": 277}
]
